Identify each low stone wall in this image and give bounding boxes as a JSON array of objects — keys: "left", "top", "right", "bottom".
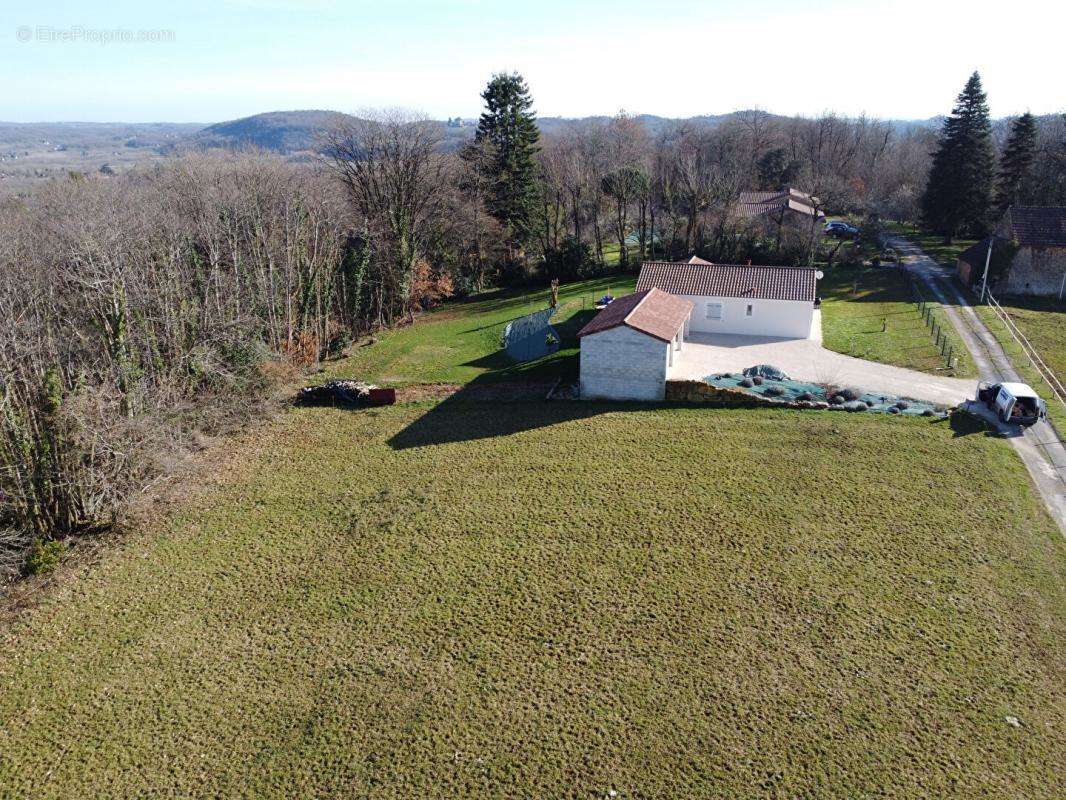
[{"left": 665, "top": 380, "right": 830, "bottom": 410}]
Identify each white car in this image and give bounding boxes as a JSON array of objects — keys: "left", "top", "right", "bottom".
[{"left": 977, "top": 381, "right": 1047, "bottom": 427}]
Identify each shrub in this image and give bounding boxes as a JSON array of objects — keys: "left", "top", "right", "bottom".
[
  {"left": 739, "top": 378, "right": 754, "bottom": 388},
  {"left": 23, "top": 538, "right": 66, "bottom": 576},
  {"left": 796, "top": 391, "right": 814, "bottom": 402},
  {"left": 543, "top": 237, "right": 595, "bottom": 282},
  {"left": 763, "top": 385, "right": 785, "bottom": 397},
  {"left": 752, "top": 376, "right": 764, "bottom": 386}
]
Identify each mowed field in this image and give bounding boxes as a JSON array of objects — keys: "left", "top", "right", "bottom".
[
  {"left": 819, "top": 264, "right": 978, "bottom": 378},
  {"left": 1, "top": 399, "right": 1064, "bottom": 798},
  {"left": 329, "top": 275, "right": 636, "bottom": 386}
]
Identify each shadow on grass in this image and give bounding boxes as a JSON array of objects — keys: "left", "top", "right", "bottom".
[
  {"left": 386, "top": 377, "right": 609, "bottom": 450},
  {"left": 943, "top": 404, "right": 1017, "bottom": 439},
  {"left": 387, "top": 309, "right": 602, "bottom": 448}
]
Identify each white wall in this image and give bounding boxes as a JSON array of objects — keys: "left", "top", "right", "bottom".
[
  {"left": 682, "top": 295, "right": 813, "bottom": 339},
  {"left": 580, "top": 325, "right": 669, "bottom": 400}
]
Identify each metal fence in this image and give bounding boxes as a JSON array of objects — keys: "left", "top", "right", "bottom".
[
  {"left": 983, "top": 290, "right": 1066, "bottom": 406},
  {"left": 907, "top": 274, "right": 959, "bottom": 369},
  {"left": 502, "top": 306, "right": 559, "bottom": 362}
]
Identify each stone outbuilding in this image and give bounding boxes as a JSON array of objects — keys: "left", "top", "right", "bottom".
[
  {"left": 577, "top": 288, "right": 693, "bottom": 401},
  {"left": 957, "top": 206, "right": 1066, "bottom": 298}
]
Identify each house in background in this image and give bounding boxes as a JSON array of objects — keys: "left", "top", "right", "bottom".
[
  {"left": 957, "top": 206, "right": 1066, "bottom": 298},
  {"left": 636, "top": 256, "right": 820, "bottom": 339},
  {"left": 577, "top": 288, "right": 693, "bottom": 401},
  {"left": 736, "top": 187, "right": 825, "bottom": 249}
]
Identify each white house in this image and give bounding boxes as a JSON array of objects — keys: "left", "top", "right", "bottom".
[
  {"left": 577, "top": 288, "right": 693, "bottom": 401},
  {"left": 636, "top": 257, "right": 819, "bottom": 339}
]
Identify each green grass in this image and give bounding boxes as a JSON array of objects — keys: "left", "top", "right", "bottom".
[
  {"left": 328, "top": 274, "right": 636, "bottom": 385},
  {"left": 889, "top": 222, "right": 978, "bottom": 269},
  {"left": 1, "top": 402, "right": 1063, "bottom": 798},
  {"left": 973, "top": 294, "right": 1066, "bottom": 430},
  {"left": 819, "top": 264, "right": 978, "bottom": 378}
]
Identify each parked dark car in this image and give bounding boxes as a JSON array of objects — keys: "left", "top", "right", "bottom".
[{"left": 824, "top": 221, "right": 859, "bottom": 238}]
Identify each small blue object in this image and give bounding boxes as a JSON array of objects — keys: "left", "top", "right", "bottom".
[{"left": 598, "top": 295, "right": 615, "bottom": 306}]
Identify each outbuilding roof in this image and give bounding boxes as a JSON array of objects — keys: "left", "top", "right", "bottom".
[
  {"left": 738, "top": 188, "right": 824, "bottom": 220},
  {"left": 958, "top": 237, "right": 997, "bottom": 267},
  {"left": 1006, "top": 206, "right": 1066, "bottom": 248},
  {"left": 577, "top": 288, "right": 693, "bottom": 342},
  {"left": 636, "top": 260, "right": 818, "bottom": 303}
]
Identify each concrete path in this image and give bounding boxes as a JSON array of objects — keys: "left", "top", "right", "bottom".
[
  {"left": 670, "top": 330, "right": 976, "bottom": 406},
  {"left": 887, "top": 235, "right": 1066, "bottom": 534}
]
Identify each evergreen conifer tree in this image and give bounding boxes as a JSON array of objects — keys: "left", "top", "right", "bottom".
[
  {"left": 475, "top": 72, "right": 541, "bottom": 259},
  {"left": 994, "top": 111, "right": 1038, "bottom": 214},
  {"left": 920, "top": 72, "right": 995, "bottom": 242}
]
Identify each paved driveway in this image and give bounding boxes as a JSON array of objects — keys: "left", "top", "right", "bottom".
[{"left": 669, "top": 328, "right": 976, "bottom": 406}]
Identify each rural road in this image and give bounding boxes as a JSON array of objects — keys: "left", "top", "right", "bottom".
[{"left": 888, "top": 235, "right": 1066, "bottom": 535}]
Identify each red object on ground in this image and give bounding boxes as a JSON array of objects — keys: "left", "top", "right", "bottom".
[{"left": 367, "top": 388, "right": 396, "bottom": 405}]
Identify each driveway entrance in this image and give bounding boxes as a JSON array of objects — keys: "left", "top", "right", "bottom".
[{"left": 668, "top": 331, "right": 975, "bottom": 406}]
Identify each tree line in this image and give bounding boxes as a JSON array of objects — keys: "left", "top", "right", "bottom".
[{"left": 921, "top": 71, "right": 1065, "bottom": 242}]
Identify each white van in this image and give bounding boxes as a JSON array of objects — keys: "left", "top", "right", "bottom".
[{"left": 977, "top": 382, "right": 1048, "bottom": 427}]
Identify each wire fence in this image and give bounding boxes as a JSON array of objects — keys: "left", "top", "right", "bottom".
[
  {"left": 906, "top": 274, "right": 960, "bottom": 370},
  {"left": 983, "top": 290, "right": 1066, "bottom": 407}
]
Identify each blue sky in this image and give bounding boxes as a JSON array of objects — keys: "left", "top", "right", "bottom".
[{"left": 3, "top": 0, "right": 1064, "bottom": 123}]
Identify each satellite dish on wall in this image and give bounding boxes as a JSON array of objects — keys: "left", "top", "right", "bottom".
[{"left": 815, "top": 270, "right": 824, "bottom": 280}]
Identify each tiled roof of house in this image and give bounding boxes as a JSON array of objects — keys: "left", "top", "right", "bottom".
[
  {"left": 636, "top": 260, "right": 818, "bottom": 303},
  {"left": 738, "top": 187, "right": 824, "bottom": 220},
  {"left": 1007, "top": 206, "right": 1066, "bottom": 248},
  {"left": 577, "top": 288, "right": 694, "bottom": 342}
]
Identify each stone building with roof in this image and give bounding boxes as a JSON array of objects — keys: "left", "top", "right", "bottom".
[
  {"left": 957, "top": 206, "right": 1066, "bottom": 297},
  {"left": 735, "top": 187, "right": 825, "bottom": 249}
]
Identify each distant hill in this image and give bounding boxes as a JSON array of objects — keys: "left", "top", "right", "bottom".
[
  {"left": 188, "top": 110, "right": 355, "bottom": 154},
  {"left": 5, "top": 111, "right": 1051, "bottom": 171},
  {"left": 0, "top": 121, "right": 204, "bottom": 154}
]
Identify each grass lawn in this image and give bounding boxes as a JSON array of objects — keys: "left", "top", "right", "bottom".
[
  {"left": 973, "top": 293, "right": 1066, "bottom": 429},
  {"left": 819, "top": 264, "right": 978, "bottom": 378},
  {"left": 888, "top": 222, "right": 978, "bottom": 269},
  {"left": 327, "top": 274, "right": 636, "bottom": 386},
  {"left": 1, "top": 402, "right": 1063, "bottom": 798}
]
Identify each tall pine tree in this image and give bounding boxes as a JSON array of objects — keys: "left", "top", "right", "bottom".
[
  {"left": 475, "top": 72, "right": 540, "bottom": 260},
  {"left": 994, "top": 112, "right": 1038, "bottom": 214},
  {"left": 920, "top": 72, "right": 995, "bottom": 242}
]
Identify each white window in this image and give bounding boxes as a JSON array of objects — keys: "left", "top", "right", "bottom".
[
  {"left": 706, "top": 302, "right": 723, "bottom": 321},
  {"left": 746, "top": 304, "right": 754, "bottom": 317}
]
